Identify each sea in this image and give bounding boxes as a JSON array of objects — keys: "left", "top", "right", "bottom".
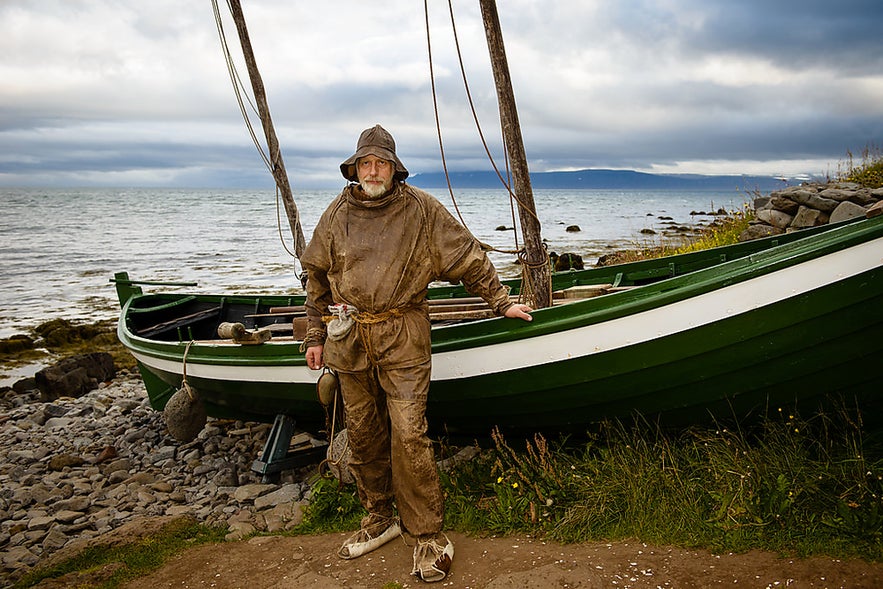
[{"left": 0, "top": 185, "right": 751, "bottom": 343}]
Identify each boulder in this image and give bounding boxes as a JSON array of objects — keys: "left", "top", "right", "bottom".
[
  {"left": 769, "top": 196, "right": 800, "bottom": 216},
  {"left": 550, "top": 252, "right": 585, "bottom": 271},
  {"left": 790, "top": 206, "right": 828, "bottom": 229},
  {"left": 829, "top": 201, "right": 868, "bottom": 224},
  {"left": 786, "top": 190, "right": 839, "bottom": 213},
  {"left": 743, "top": 181, "right": 881, "bottom": 240},
  {"left": 35, "top": 353, "right": 115, "bottom": 401},
  {"left": 739, "top": 224, "right": 783, "bottom": 241},
  {"left": 756, "top": 208, "right": 794, "bottom": 229}
]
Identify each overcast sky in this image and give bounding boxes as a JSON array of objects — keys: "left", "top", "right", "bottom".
[{"left": 1, "top": 0, "right": 881, "bottom": 188}]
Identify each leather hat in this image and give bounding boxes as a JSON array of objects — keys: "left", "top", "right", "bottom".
[{"left": 340, "top": 124, "right": 409, "bottom": 182}]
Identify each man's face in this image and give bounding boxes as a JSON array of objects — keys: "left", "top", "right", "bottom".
[{"left": 357, "top": 155, "right": 394, "bottom": 198}]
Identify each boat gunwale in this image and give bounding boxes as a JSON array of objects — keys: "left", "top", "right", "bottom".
[{"left": 116, "top": 215, "right": 883, "bottom": 366}]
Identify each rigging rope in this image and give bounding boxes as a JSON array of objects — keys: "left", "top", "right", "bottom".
[
  {"left": 425, "top": 1, "right": 549, "bottom": 307},
  {"left": 212, "top": 0, "right": 301, "bottom": 263},
  {"left": 423, "top": 0, "right": 543, "bottom": 259}
]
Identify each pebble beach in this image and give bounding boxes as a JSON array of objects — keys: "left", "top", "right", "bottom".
[{"left": 0, "top": 370, "right": 314, "bottom": 585}]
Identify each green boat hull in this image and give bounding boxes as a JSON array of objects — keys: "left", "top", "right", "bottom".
[{"left": 116, "top": 215, "right": 883, "bottom": 435}]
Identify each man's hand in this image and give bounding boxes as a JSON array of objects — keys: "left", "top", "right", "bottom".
[
  {"left": 504, "top": 303, "right": 533, "bottom": 322},
  {"left": 306, "top": 345, "right": 325, "bottom": 370}
]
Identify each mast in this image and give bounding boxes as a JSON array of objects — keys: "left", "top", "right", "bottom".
[
  {"left": 478, "top": 0, "right": 551, "bottom": 309},
  {"left": 228, "top": 0, "right": 306, "bottom": 258}
]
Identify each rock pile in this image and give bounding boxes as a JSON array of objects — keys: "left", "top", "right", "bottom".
[
  {"left": 0, "top": 371, "right": 314, "bottom": 585},
  {"left": 741, "top": 181, "right": 883, "bottom": 241}
]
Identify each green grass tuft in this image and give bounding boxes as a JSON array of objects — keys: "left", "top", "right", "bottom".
[
  {"left": 838, "top": 144, "right": 883, "bottom": 188},
  {"left": 435, "top": 405, "right": 883, "bottom": 561},
  {"left": 14, "top": 518, "right": 227, "bottom": 589}
]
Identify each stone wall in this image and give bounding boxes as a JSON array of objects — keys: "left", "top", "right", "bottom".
[{"left": 740, "top": 181, "right": 883, "bottom": 241}]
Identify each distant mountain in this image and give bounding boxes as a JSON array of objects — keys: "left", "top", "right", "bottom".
[{"left": 409, "top": 169, "right": 796, "bottom": 191}]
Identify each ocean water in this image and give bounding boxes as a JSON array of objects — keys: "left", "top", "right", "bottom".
[{"left": 0, "top": 186, "right": 750, "bottom": 339}]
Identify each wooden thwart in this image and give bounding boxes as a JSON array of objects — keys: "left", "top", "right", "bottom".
[{"left": 245, "top": 285, "right": 631, "bottom": 329}]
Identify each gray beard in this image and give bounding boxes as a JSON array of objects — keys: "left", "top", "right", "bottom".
[{"left": 359, "top": 179, "right": 392, "bottom": 198}]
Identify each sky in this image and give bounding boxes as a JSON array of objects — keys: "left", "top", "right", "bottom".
[{"left": 1, "top": 0, "right": 882, "bottom": 188}]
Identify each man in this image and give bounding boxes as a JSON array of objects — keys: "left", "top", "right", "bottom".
[{"left": 301, "top": 124, "right": 532, "bottom": 583}]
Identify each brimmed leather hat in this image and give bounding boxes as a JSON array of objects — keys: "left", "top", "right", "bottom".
[{"left": 340, "top": 124, "right": 409, "bottom": 182}]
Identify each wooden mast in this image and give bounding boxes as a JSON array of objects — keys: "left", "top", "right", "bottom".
[
  {"left": 478, "top": 0, "right": 551, "bottom": 309},
  {"left": 228, "top": 0, "right": 306, "bottom": 258}
]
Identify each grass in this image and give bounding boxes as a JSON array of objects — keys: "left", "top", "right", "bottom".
[
  {"left": 300, "top": 404, "right": 883, "bottom": 563},
  {"left": 12, "top": 517, "right": 227, "bottom": 589},
  {"left": 838, "top": 143, "right": 883, "bottom": 188},
  {"left": 598, "top": 204, "right": 755, "bottom": 266}
]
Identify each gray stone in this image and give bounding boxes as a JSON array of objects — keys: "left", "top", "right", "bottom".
[
  {"left": 35, "top": 352, "right": 115, "bottom": 401},
  {"left": 254, "top": 484, "right": 301, "bottom": 511},
  {"left": 233, "top": 483, "right": 275, "bottom": 503},
  {"left": 818, "top": 188, "right": 856, "bottom": 201},
  {"left": 27, "top": 516, "right": 55, "bottom": 531},
  {"left": 769, "top": 195, "right": 799, "bottom": 215},
  {"left": 0, "top": 372, "right": 318, "bottom": 585},
  {"left": 786, "top": 190, "right": 839, "bottom": 212},
  {"left": 847, "top": 190, "right": 877, "bottom": 207},
  {"left": 7, "top": 449, "right": 36, "bottom": 462},
  {"left": 103, "top": 458, "right": 134, "bottom": 474},
  {"left": 756, "top": 208, "right": 793, "bottom": 229},
  {"left": 829, "top": 200, "right": 868, "bottom": 224},
  {"left": 41, "top": 527, "right": 70, "bottom": 551},
  {"left": 2, "top": 545, "right": 38, "bottom": 568},
  {"left": 791, "top": 205, "right": 827, "bottom": 228},
  {"left": 54, "top": 510, "right": 84, "bottom": 524}
]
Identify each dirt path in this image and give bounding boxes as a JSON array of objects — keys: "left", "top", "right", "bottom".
[{"left": 126, "top": 531, "right": 883, "bottom": 589}]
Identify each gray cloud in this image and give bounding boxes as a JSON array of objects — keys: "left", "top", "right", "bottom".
[{"left": 0, "top": 0, "right": 880, "bottom": 187}]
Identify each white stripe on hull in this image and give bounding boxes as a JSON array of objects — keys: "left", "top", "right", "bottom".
[{"left": 132, "top": 236, "right": 883, "bottom": 385}]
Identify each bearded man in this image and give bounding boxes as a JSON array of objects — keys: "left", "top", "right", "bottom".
[{"left": 300, "top": 124, "right": 532, "bottom": 583}]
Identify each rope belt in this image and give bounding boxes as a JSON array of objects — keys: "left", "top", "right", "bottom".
[{"left": 323, "top": 303, "right": 419, "bottom": 361}]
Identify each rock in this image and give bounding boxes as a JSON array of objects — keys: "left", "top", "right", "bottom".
[
  {"left": 254, "top": 484, "right": 302, "bottom": 511},
  {"left": 48, "top": 454, "right": 86, "bottom": 471},
  {"left": 92, "top": 445, "right": 118, "bottom": 464},
  {"left": 550, "top": 252, "right": 585, "bottom": 272},
  {"left": 0, "top": 373, "right": 320, "bottom": 585},
  {"left": 829, "top": 200, "right": 869, "bottom": 223},
  {"left": 56, "top": 497, "right": 91, "bottom": 512},
  {"left": 565, "top": 225, "right": 581, "bottom": 232},
  {"left": 819, "top": 188, "right": 857, "bottom": 202},
  {"left": 2, "top": 546, "right": 38, "bottom": 568},
  {"left": 744, "top": 180, "right": 881, "bottom": 240},
  {"left": 739, "top": 224, "right": 783, "bottom": 241},
  {"left": 234, "top": 483, "right": 276, "bottom": 504},
  {"left": 12, "top": 377, "right": 37, "bottom": 394},
  {"left": 790, "top": 206, "right": 827, "bottom": 228},
  {"left": 756, "top": 208, "right": 794, "bottom": 229},
  {"left": 769, "top": 195, "right": 800, "bottom": 215},
  {"left": 225, "top": 519, "right": 256, "bottom": 541},
  {"left": 782, "top": 190, "right": 839, "bottom": 213},
  {"left": 0, "top": 334, "right": 35, "bottom": 354},
  {"left": 35, "top": 353, "right": 115, "bottom": 401},
  {"left": 27, "top": 515, "right": 55, "bottom": 531},
  {"left": 55, "top": 510, "right": 84, "bottom": 524},
  {"left": 163, "top": 383, "right": 207, "bottom": 443}
]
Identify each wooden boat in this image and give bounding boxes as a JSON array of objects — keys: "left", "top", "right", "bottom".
[{"left": 114, "top": 214, "right": 883, "bottom": 438}]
